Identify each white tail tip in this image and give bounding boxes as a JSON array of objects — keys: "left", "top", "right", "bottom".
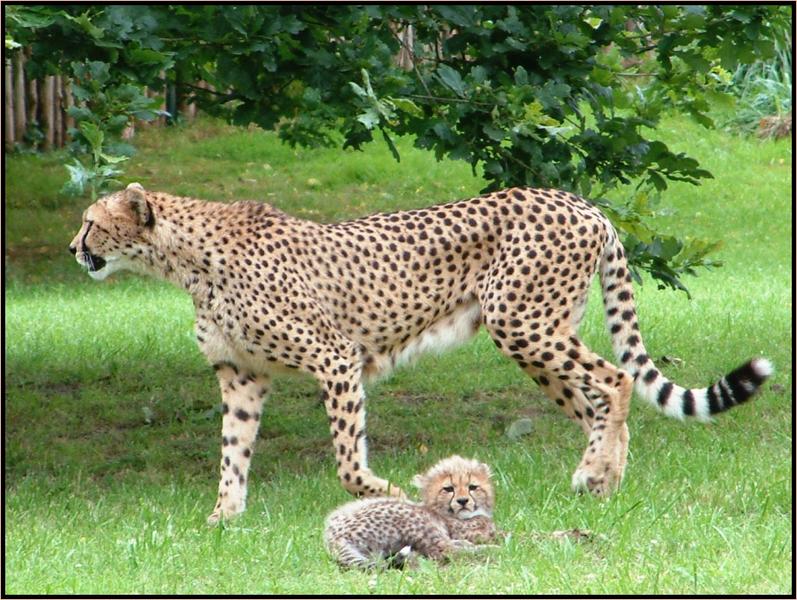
[{"left": 752, "top": 358, "right": 774, "bottom": 378}]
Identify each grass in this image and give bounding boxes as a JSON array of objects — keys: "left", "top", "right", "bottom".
[
  {"left": 719, "top": 28, "right": 792, "bottom": 139},
  {"left": 4, "top": 114, "right": 792, "bottom": 595}
]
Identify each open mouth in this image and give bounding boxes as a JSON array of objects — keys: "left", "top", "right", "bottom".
[{"left": 81, "top": 252, "right": 107, "bottom": 272}]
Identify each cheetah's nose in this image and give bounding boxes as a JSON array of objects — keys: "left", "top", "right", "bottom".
[
  {"left": 456, "top": 497, "right": 469, "bottom": 507},
  {"left": 69, "top": 244, "right": 77, "bottom": 255}
]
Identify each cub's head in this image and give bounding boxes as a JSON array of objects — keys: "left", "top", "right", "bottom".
[
  {"left": 412, "top": 455, "right": 494, "bottom": 520},
  {"left": 68, "top": 183, "right": 154, "bottom": 281}
]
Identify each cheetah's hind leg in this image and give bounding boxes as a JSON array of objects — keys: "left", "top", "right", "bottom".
[
  {"left": 387, "top": 545, "right": 419, "bottom": 570},
  {"left": 329, "top": 539, "right": 380, "bottom": 570}
]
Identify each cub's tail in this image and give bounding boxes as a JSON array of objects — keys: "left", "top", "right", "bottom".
[{"left": 597, "top": 231, "right": 773, "bottom": 421}]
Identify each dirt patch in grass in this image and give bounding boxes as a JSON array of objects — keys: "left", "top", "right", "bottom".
[{"left": 5, "top": 243, "right": 63, "bottom": 260}]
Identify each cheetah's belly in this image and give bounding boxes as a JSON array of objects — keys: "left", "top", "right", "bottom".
[{"left": 362, "top": 300, "right": 482, "bottom": 380}]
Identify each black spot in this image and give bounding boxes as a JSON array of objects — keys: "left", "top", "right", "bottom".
[
  {"left": 706, "top": 385, "right": 722, "bottom": 414},
  {"left": 717, "top": 379, "right": 735, "bottom": 409},
  {"left": 643, "top": 369, "right": 658, "bottom": 383},
  {"left": 682, "top": 390, "right": 695, "bottom": 416},
  {"left": 657, "top": 382, "right": 673, "bottom": 406},
  {"left": 235, "top": 408, "right": 250, "bottom": 421}
]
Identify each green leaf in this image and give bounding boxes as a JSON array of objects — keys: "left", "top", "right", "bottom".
[
  {"left": 679, "top": 52, "right": 710, "bottom": 72},
  {"left": 432, "top": 122, "right": 456, "bottom": 143},
  {"left": 7, "top": 6, "right": 57, "bottom": 29},
  {"left": 79, "top": 121, "right": 104, "bottom": 153},
  {"left": 436, "top": 64, "right": 465, "bottom": 97},
  {"left": 537, "top": 81, "right": 571, "bottom": 110},
  {"left": 63, "top": 12, "right": 106, "bottom": 40},
  {"left": 128, "top": 48, "right": 173, "bottom": 69},
  {"left": 380, "top": 128, "right": 400, "bottom": 163},
  {"left": 99, "top": 153, "right": 129, "bottom": 165},
  {"left": 349, "top": 81, "right": 367, "bottom": 99},
  {"left": 87, "top": 61, "right": 111, "bottom": 84},
  {"left": 483, "top": 124, "right": 505, "bottom": 142},
  {"left": 64, "top": 160, "right": 91, "bottom": 193},
  {"left": 356, "top": 108, "right": 380, "bottom": 130},
  {"left": 484, "top": 160, "right": 504, "bottom": 175},
  {"left": 470, "top": 65, "right": 488, "bottom": 84},
  {"left": 391, "top": 97, "right": 424, "bottom": 118}
]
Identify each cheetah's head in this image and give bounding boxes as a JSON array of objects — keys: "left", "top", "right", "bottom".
[
  {"left": 411, "top": 455, "right": 495, "bottom": 520},
  {"left": 69, "top": 183, "right": 154, "bottom": 281}
]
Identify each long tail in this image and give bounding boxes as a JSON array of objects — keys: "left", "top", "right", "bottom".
[{"left": 598, "top": 230, "right": 773, "bottom": 421}]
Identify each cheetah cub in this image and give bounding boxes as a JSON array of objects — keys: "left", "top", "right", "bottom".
[{"left": 324, "top": 455, "right": 498, "bottom": 569}]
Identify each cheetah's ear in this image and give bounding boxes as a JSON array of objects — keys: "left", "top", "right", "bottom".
[
  {"left": 476, "top": 462, "right": 492, "bottom": 479},
  {"left": 411, "top": 474, "right": 425, "bottom": 489},
  {"left": 124, "top": 182, "right": 154, "bottom": 228}
]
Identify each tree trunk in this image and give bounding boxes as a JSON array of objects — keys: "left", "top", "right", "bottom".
[
  {"left": 42, "top": 75, "right": 55, "bottom": 151},
  {"left": 158, "top": 70, "right": 168, "bottom": 126},
  {"left": 54, "top": 75, "right": 64, "bottom": 147},
  {"left": 4, "top": 58, "right": 15, "bottom": 149},
  {"left": 14, "top": 51, "right": 27, "bottom": 142},
  {"left": 396, "top": 25, "right": 415, "bottom": 70},
  {"left": 26, "top": 50, "right": 39, "bottom": 147},
  {"left": 63, "top": 78, "right": 75, "bottom": 140}
]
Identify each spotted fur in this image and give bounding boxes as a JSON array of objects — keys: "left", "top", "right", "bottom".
[
  {"left": 324, "top": 455, "right": 497, "bottom": 569},
  {"left": 69, "top": 183, "right": 773, "bottom": 521}
]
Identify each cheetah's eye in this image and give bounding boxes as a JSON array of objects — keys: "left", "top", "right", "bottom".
[
  {"left": 442, "top": 485, "right": 454, "bottom": 493},
  {"left": 468, "top": 484, "right": 479, "bottom": 491}
]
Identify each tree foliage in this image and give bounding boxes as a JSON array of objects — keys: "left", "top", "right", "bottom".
[{"left": 5, "top": 4, "right": 790, "bottom": 293}]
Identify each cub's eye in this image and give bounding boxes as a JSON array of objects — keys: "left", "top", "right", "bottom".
[
  {"left": 468, "top": 484, "right": 479, "bottom": 491},
  {"left": 442, "top": 485, "right": 454, "bottom": 493}
]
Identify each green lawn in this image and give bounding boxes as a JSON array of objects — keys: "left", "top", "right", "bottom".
[{"left": 4, "top": 114, "right": 792, "bottom": 595}]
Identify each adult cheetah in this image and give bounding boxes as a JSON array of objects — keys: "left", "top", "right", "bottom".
[{"left": 69, "top": 183, "right": 772, "bottom": 523}]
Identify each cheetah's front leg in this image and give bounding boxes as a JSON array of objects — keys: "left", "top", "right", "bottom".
[
  {"left": 207, "top": 362, "right": 270, "bottom": 524},
  {"left": 317, "top": 367, "right": 404, "bottom": 500}
]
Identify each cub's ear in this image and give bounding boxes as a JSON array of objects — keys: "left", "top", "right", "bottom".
[
  {"left": 476, "top": 462, "right": 492, "bottom": 479},
  {"left": 411, "top": 474, "right": 425, "bottom": 489},
  {"left": 124, "top": 182, "right": 154, "bottom": 228}
]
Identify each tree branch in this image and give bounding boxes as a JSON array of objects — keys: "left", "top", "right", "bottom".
[{"left": 390, "top": 25, "right": 433, "bottom": 98}]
